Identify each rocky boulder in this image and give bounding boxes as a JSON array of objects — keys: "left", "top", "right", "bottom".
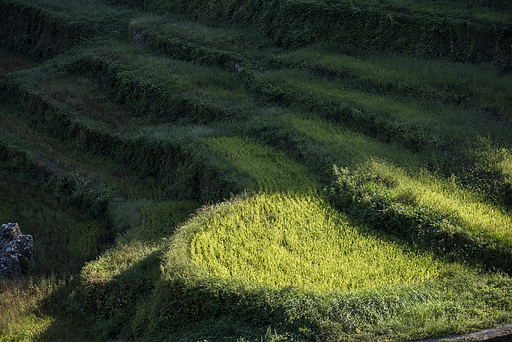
[{"left": 0, "top": 222, "right": 35, "bottom": 279}]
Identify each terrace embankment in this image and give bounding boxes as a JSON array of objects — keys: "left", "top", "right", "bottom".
[
  {"left": 0, "top": 0, "right": 87, "bottom": 59},
  {"left": 118, "top": 0, "right": 512, "bottom": 71}
]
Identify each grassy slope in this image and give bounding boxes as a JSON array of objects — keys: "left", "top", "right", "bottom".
[{"left": 1, "top": 0, "right": 512, "bottom": 341}]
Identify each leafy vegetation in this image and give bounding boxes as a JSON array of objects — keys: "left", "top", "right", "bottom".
[{"left": 1, "top": 0, "right": 512, "bottom": 340}]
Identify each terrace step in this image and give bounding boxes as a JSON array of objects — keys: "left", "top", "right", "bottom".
[
  {"left": 0, "top": 73, "right": 254, "bottom": 203},
  {"left": 0, "top": 0, "right": 130, "bottom": 60}
]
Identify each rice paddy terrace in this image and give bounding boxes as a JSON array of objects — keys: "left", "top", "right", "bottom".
[{"left": 1, "top": 0, "right": 512, "bottom": 340}]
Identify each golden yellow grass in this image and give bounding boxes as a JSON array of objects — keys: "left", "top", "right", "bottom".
[{"left": 190, "top": 192, "right": 445, "bottom": 292}]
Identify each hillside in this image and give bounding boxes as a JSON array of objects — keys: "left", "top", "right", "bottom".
[{"left": 1, "top": 0, "right": 512, "bottom": 340}]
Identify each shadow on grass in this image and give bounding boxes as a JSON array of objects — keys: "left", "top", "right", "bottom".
[
  {"left": 35, "top": 246, "right": 165, "bottom": 341},
  {"left": 34, "top": 245, "right": 308, "bottom": 341}
]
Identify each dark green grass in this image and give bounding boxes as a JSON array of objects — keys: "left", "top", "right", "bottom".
[
  {"left": 338, "top": 0, "right": 512, "bottom": 22},
  {"left": 0, "top": 48, "right": 36, "bottom": 77},
  {"left": 0, "top": 171, "right": 108, "bottom": 277},
  {"left": 0, "top": 104, "right": 172, "bottom": 200}
]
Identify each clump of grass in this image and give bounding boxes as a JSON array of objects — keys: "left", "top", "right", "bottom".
[
  {"left": 409, "top": 169, "right": 512, "bottom": 246},
  {"left": 1, "top": 315, "right": 54, "bottom": 342},
  {"left": 461, "top": 136, "right": 512, "bottom": 181},
  {"left": 355, "top": 159, "right": 512, "bottom": 247},
  {"left": 326, "top": 159, "right": 512, "bottom": 275},
  {"left": 80, "top": 240, "right": 162, "bottom": 284}
]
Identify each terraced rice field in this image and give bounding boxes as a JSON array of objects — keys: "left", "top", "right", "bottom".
[{"left": 1, "top": 0, "right": 512, "bottom": 340}]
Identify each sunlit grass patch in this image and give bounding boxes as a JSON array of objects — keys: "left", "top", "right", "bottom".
[
  {"left": 409, "top": 171, "right": 512, "bottom": 246},
  {"left": 275, "top": 113, "right": 512, "bottom": 248},
  {"left": 281, "top": 112, "right": 512, "bottom": 207},
  {"left": 170, "top": 134, "right": 451, "bottom": 292},
  {"left": 279, "top": 112, "right": 421, "bottom": 168},
  {"left": 0, "top": 314, "right": 54, "bottom": 342},
  {"left": 344, "top": 160, "right": 512, "bottom": 247},
  {"left": 200, "top": 136, "right": 318, "bottom": 192},
  {"left": 189, "top": 192, "right": 445, "bottom": 292},
  {"left": 0, "top": 276, "right": 63, "bottom": 340},
  {"left": 80, "top": 240, "right": 162, "bottom": 284}
]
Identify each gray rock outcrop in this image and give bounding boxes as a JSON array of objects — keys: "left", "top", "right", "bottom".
[{"left": 0, "top": 222, "right": 35, "bottom": 279}]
